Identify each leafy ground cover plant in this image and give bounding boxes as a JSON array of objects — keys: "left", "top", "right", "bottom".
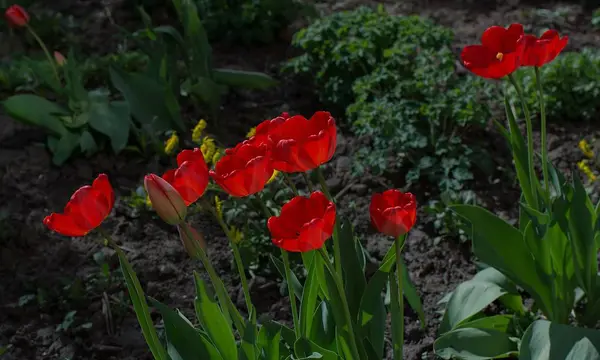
[
  {"left": 285, "top": 6, "right": 494, "bottom": 193},
  {"left": 196, "top": 0, "right": 312, "bottom": 44},
  {"left": 44, "top": 111, "right": 428, "bottom": 360},
  {"left": 435, "top": 23, "right": 600, "bottom": 359},
  {"left": 509, "top": 48, "right": 600, "bottom": 122},
  {"left": 3, "top": 5, "right": 133, "bottom": 165}
]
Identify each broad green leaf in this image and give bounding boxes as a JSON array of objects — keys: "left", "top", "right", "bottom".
[
  {"left": 520, "top": 320, "right": 600, "bottom": 360},
  {"left": 192, "top": 272, "right": 238, "bottom": 360},
  {"left": 398, "top": 257, "right": 426, "bottom": 327},
  {"left": 239, "top": 320, "right": 257, "bottom": 360},
  {"left": 79, "top": 130, "right": 98, "bottom": 155},
  {"left": 261, "top": 319, "right": 296, "bottom": 349},
  {"left": 439, "top": 280, "right": 507, "bottom": 333},
  {"left": 294, "top": 337, "right": 339, "bottom": 360},
  {"left": 151, "top": 298, "right": 223, "bottom": 360},
  {"left": 300, "top": 257, "right": 321, "bottom": 338},
  {"left": 4, "top": 94, "right": 67, "bottom": 136},
  {"left": 472, "top": 267, "right": 524, "bottom": 315},
  {"left": 308, "top": 301, "right": 336, "bottom": 352},
  {"left": 88, "top": 94, "right": 131, "bottom": 153},
  {"left": 153, "top": 25, "right": 185, "bottom": 45},
  {"left": 270, "top": 255, "right": 302, "bottom": 300},
  {"left": 257, "top": 323, "right": 282, "bottom": 360},
  {"left": 451, "top": 205, "right": 552, "bottom": 316},
  {"left": 434, "top": 327, "right": 518, "bottom": 360},
  {"left": 113, "top": 246, "right": 168, "bottom": 360},
  {"left": 52, "top": 131, "right": 80, "bottom": 165},
  {"left": 212, "top": 69, "right": 278, "bottom": 90},
  {"left": 109, "top": 67, "right": 184, "bottom": 132},
  {"left": 454, "top": 315, "right": 513, "bottom": 332},
  {"left": 191, "top": 77, "right": 225, "bottom": 117},
  {"left": 178, "top": 0, "right": 211, "bottom": 77},
  {"left": 338, "top": 219, "right": 366, "bottom": 319}
]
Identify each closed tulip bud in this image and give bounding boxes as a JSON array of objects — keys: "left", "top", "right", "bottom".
[
  {"left": 54, "top": 51, "right": 66, "bottom": 66},
  {"left": 5, "top": 5, "right": 29, "bottom": 28},
  {"left": 144, "top": 174, "right": 187, "bottom": 225},
  {"left": 177, "top": 222, "right": 207, "bottom": 258}
]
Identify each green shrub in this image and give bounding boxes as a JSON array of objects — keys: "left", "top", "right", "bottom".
[
  {"left": 196, "top": 0, "right": 311, "bottom": 44},
  {"left": 510, "top": 48, "right": 600, "bottom": 122},
  {"left": 286, "top": 6, "right": 494, "bottom": 192}
]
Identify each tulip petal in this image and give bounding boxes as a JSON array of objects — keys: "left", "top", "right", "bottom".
[{"left": 43, "top": 213, "right": 88, "bottom": 237}]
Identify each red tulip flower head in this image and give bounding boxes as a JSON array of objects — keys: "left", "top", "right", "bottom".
[
  {"left": 268, "top": 191, "right": 336, "bottom": 252},
  {"left": 461, "top": 24, "right": 525, "bottom": 79},
  {"left": 144, "top": 174, "right": 187, "bottom": 225},
  {"left": 44, "top": 174, "right": 114, "bottom": 237},
  {"left": 522, "top": 30, "right": 568, "bottom": 67},
  {"left": 210, "top": 141, "right": 274, "bottom": 197},
  {"left": 247, "top": 112, "right": 290, "bottom": 146},
  {"left": 267, "top": 111, "right": 337, "bottom": 173},
  {"left": 162, "top": 148, "right": 209, "bottom": 206},
  {"left": 5, "top": 5, "right": 29, "bottom": 27},
  {"left": 370, "top": 190, "right": 417, "bottom": 238}
]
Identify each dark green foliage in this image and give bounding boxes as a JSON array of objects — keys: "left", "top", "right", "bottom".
[
  {"left": 196, "top": 0, "right": 311, "bottom": 44},
  {"left": 510, "top": 49, "right": 600, "bottom": 123},
  {"left": 286, "top": 6, "right": 494, "bottom": 193}
]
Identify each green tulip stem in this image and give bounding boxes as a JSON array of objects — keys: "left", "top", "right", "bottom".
[
  {"left": 205, "top": 199, "right": 254, "bottom": 318},
  {"left": 509, "top": 73, "right": 538, "bottom": 209},
  {"left": 302, "top": 172, "right": 314, "bottom": 192},
  {"left": 534, "top": 67, "right": 551, "bottom": 207},
  {"left": 255, "top": 196, "right": 300, "bottom": 335},
  {"left": 394, "top": 233, "right": 407, "bottom": 358},
  {"left": 26, "top": 25, "right": 60, "bottom": 86},
  {"left": 282, "top": 173, "right": 299, "bottom": 196},
  {"left": 316, "top": 167, "right": 343, "bottom": 279},
  {"left": 318, "top": 247, "right": 361, "bottom": 360}
]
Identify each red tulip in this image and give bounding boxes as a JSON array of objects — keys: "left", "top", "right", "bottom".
[
  {"left": 370, "top": 190, "right": 417, "bottom": 238},
  {"left": 43, "top": 174, "right": 114, "bottom": 237},
  {"left": 248, "top": 112, "right": 290, "bottom": 146},
  {"left": 268, "top": 191, "right": 336, "bottom": 252},
  {"left": 54, "top": 51, "right": 66, "bottom": 66},
  {"left": 144, "top": 174, "right": 187, "bottom": 225},
  {"left": 267, "top": 111, "right": 337, "bottom": 173},
  {"left": 5, "top": 5, "right": 29, "bottom": 27},
  {"left": 522, "top": 30, "right": 568, "bottom": 67},
  {"left": 210, "top": 141, "right": 273, "bottom": 197},
  {"left": 461, "top": 24, "right": 525, "bottom": 79},
  {"left": 163, "top": 148, "right": 209, "bottom": 206}
]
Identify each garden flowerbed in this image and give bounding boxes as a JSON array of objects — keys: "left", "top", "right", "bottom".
[{"left": 1, "top": 0, "right": 600, "bottom": 359}]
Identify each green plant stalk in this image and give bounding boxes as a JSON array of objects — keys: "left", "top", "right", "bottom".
[
  {"left": 534, "top": 67, "right": 551, "bottom": 207},
  {"left": 394, "top": 234, "right": 407, "bottom": 358},
  {"left": 318, "top": 247, "right": 361, "bottom": 360},
  {"left": 255, "top": 196, "right": 300, "bottom": 336},
  {"left": 302, "top": 172, "right": 314, "bottom": 192},
  {"left": 179, "top": 223, "right": 234, "bottom": 326},
  {"left": 283, "top": 172, "right": 299, "bottom": 195},
  {"left": 209, "top": 204, "right": 254, "bottom": 318},
  {"left": 509, "top": 74, "right": 538, "bottom": 209},
  {"left": 26, "top": 25, "right": 60, "bottom": 85},
  {"left": 97, "top": 228, "right": 168, "bottom": 360},
  {"left": 315, "top": 167, "right": 343, "bottom": 279}
]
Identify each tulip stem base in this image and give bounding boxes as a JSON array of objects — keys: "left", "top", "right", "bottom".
[
  {"left": 26, "top": 25, "right": 60, "bottom": 86},
  {"left": 282, "top": 173, "right": 299, "bottom": 196},
  {"left": 282, "top": 249, "right": 300, "bottom": 337},
  {"left": 393, "top": 234, "right": 407, "bottom": 359},
  {"left": 302, "top": 172, "right": 314, "bottom": 192},
  {"left": 534, "top": 67, "right": 551, "bottom": 208}
]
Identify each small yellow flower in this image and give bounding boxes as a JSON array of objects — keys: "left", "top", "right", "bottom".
[
  {"left": 246, "top": 127, "right": 256, "bottom": 139},
  {"left": 577, "top": 160, "right": 597, "bottom": 182},
  {"left": 229, "top": 226, "right": 244, "bottom": 244},
  {"left": 266, "top": 169, "right": 280, "bottom": 184},
  {"left": 578, "top": 139, "right": 595, "bottom": 159},
  {"left": 214, "top": 196, "right": 223, "bottom": 219},
  {"left": 212, "top": 149, "right": 222, "bottom": 165},
  {"left": 200, "top": 136, "right": 216, "bottom": 163},
  {"left": 192, "top": 119, "right": 207, "bottom": 144},
  {"left": 164, "top": 132, "right": 179, "bottom": 155}
]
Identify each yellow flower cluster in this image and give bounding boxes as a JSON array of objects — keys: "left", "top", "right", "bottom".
[
  {"left": 579, "top": 139, "right": 595, "bottom": 159},
  {"left": 164, "top": 132, "right": 179, "bottom": 155},
  {"left": 201, "top": 136, "right": 216, "bottom": 163},
  {"left": 246, "top": 127, "right": 257, "bottom": 138},
  {"left": 214, "top": 196, "right": 223, "bottom": 219},
  {"left": 578, "top": 160, "right": 597, "bottom": 182},
  {"left": 192, "top": 119, "right": 207, "bottom": 144},
  {"left": 229, "top": 226, "right": 244, "bottom": 244}
]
